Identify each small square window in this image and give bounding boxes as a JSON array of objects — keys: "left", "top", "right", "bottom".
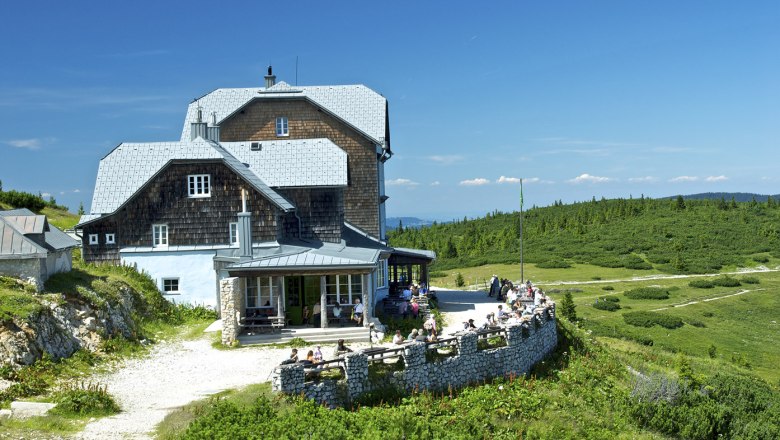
[
  {"left": 275, "top": 117, "right": 289, "bottom": 137},
  {"left": 105, "top": 233, "right": 115, "bottom": 245},
  {"left": 88, "top": 234, "right": 98, "bottom": 245},
  {"left": 229, "top": 222, "right": 238, "bottom": 246},
  {"left": 162, "top": 278, "right": 179, "bottom": 294},
  {"left": 188, "top": 174, "right": 211, "bottom": 198},
  {"left": 153, "top": 224, "right": 168, "bottom": 247}
]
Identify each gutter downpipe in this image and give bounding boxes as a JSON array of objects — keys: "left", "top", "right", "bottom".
[{"left": 294, "top": 210, "right": 303, "bottom": 239}]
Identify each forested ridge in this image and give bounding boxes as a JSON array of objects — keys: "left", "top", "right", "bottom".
[{"left": 388, "top": 196, "right": 780, "bottom": 273}]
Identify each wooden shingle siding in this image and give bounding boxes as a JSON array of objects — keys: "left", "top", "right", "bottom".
[
  {"left": 82, "top": 162, "right": 284, "bottom": 263},
  {"left": 81, "top": 218, "right": 121, "bottom": 264},
  {"left": 220, "top": 99, "right": 380, "bottom": 237},
  {"left": 280, "top": 188, "right": 344, "bottom": 243}
]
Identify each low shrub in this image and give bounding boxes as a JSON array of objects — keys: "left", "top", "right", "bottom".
[
  {"left": 624, "top": 287, "right": 670, "bottom": 300},
  {"left": 536, "top": 259, "right": 571, "bottom": 269},
  {"left": 740, "top": 276, "right": 760, "bottom": 284},
  {"left": 428, "top": 271, "right": 447, "bottom": 278},
  {"left": 702, "top": 311, "right": 714, "bottom": 318},
  {"left": 50, "top": 381, "right": 120, "bottom": 417},
  {"left": 712, "top": 276, "right": 741, "bottom": 287},
  {"left": 601, "top": 286, "right": 614, "bottom": 291},
  {"left": 623, "top": 311, "right": 684, "bottom": 329},
  {"left": 455, "top": 273, "right": 465, "bottom": 287},
  {"left": 591, "top": 257, "right": 624, "bottom": 268},
  {"left": 603, "top": 296, "right": 620, "bottom": 302},
  {"left": 688, "top": 279, "right": 714, "bottom": 289},
  {"left": 751, "top": 255, "right": 769, "bottom": 263},
  {"left": 684, "top": 318, "right": 706, "bottom": 328},
  {"left": 593, "top": 301, "right": 620, "bottom": 312},
  {"left": 623, "top": 255, "right": 653, "bottom": 270}
]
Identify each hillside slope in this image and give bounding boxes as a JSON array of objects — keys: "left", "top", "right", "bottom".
[{"left": 388, "top": 197, "right": 780, "bottom": 273}]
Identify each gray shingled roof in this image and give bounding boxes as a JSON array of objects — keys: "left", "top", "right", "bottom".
[
  {"left": 221, "top": 139, "right": 348, "bottom": 187},
  {"left": 82, "top": 138, "right": 294, "bottom": 226},
  {"left": 226, "top": 240, "right": 380, "bottom": 272},
  {"left": 180, "top": 82, "right": 387, "bottom": 145},
  {"left": 0, "top": 216, "right": 48, "bottom": 258}
]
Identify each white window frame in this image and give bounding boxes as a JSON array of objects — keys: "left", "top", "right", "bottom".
[
  {"left": 153, "top": 224, "right": 168, "bottom": 248},
  {"left": 376, "top": 261, "right": 386, "bottom": 288},
  {"left": 88, "top": 234, "right": 98, "bottom": 245},
  {"left": 246, "top": 276, "right": 276, "bottom": 308},
  {"left": 188, "top": 174, "right": 211, "bottom": 198},
  {"left": 162, "top": 278, "right": 180, "bottom": 294},
  {"left": 275, "top": 117, "right": 289, "bottom": 137},
  {"left": 105, "top": 233, "right": 115, "bottom": 245},
  {"left": 229, "top": 222, "right": 239, "bottom": 246},
  {"left": 326, "top": 274, "right": 363, "bottom": 305}
]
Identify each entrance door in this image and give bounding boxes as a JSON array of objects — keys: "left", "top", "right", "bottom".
[{"left": 286, "top": 276, "right": 321, "bottom": 325}]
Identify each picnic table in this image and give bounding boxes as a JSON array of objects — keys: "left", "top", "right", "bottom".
[{"left": 240, "top": 315, "right": 285, "bottom": 333}]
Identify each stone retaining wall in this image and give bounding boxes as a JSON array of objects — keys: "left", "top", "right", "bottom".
[{"left": 272, "top": 303, "right": 558, "bottom": 407}]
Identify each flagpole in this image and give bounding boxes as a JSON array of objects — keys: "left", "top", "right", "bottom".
[{"left": 520, "top": 178, "right": 524, "bottom": 284}]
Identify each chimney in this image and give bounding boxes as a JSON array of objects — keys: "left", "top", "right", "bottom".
[
  {"left": 264, "top": 65, "right": 276, "bottom": 88},
  {"left": 238, "top": 189, "right": 253, "bottom": 261},
  {"left": 206, "top": 111, "right": 220, "bottom": 142},
  {"left": 190, "top": 103, "right": 208, "bottom": 141}
]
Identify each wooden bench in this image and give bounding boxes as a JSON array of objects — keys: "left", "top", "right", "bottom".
[{"left": 241, "top": 316, "right": 285, "bottom": 333}]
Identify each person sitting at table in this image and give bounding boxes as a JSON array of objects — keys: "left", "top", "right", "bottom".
[
  {"left": 392, "top": 330, "right": 405, "bottom": 345},
  {"left": 353, "top": 298, "right": 364, "bottom": 325},
  {"left": 411, "top": 283, "right": 419, "bottom": 297},
  {"left": 332, "top": 302, "right": 343, "bottom": 325},
  {"left": 481, "top": 313, "right": 496, "bottom": 330},
  {"left": 465, "top": 318, "right": 478, "bottom": 331},
  {"left": 416, "top": 330, "right": 428, "bottom": 342},
  {"left": 408, "top": 328, "right": 419, "bottom": 341},
  {"left": 497, "top": 305, "right": 508, "bottom": 322},
  {"left": 313, "top": 345, "right": 323, "bottom": 362},
  {"left": 410, "top": 298, "right": 419, "bottom": 319},
  {"left": 301, "top": 350, "right": 315, "bottom": 366},
  {"left": 333, "top": 339, "right": 353, "bottom": 357}
]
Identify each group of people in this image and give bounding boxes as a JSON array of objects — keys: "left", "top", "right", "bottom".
[
  {"left": 282, "top": 339, "right": 354, "bottom": 367},
  {"left": 466, "top": 278, "right": 547, "bottom": 331},
  {"left": 302, "top": 298, "right": 365, "bottom": 327},
  {"left": 389, "top": 314, "right": 438, "bottom": 345}
]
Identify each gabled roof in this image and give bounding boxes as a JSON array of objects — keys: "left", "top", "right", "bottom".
[
  {"left": 180, "top": 82, "right": 387, "bottom": 146},
  {"left": 0, "top": 211, "right": 78, "bottom": 258},
  {"left": 0, "top": 216, "right": 48, "bottom": 258},
  {"left": 221, "top": 138, "right": 348, "bottom": 187},
  {"left": 81, "top": 138, "right": 295, "bottom": 227},
  {"left": 2, "top": 215, "right": 47, "bottom": 234}
]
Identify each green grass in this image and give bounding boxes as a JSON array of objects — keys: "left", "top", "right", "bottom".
[
  {"left": 547, "top": 269, "right": 780, "bottom": 383},
  {"left": 40, "top": 206, "right": 79, "bottom": 230}
]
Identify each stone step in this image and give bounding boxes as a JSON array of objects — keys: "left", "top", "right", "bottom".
[{"left": 10, "top": 401, "right": 56, "bottom": 419}]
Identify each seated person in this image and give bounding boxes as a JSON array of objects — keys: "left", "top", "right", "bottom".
[
  {"left": 332, "top": 302, "right": 343, "bottom": 322},
  {"left": 313, "top": 346, "right": 323, "bottom": 362},
  {"left": 392, "top": 330, "right": 405, "bottom": 345},
  {"left": 353, "top": 299, "right": 364, "bottom": 325},
  {"left": 497, "top": 305, "right": 508, "bottom": 321},
  {"left": 408, "top": 328, "right": 419, "bottom": 341},
  {"left": 280, "top": 348, "right": 299, "bottom": 365},
  {"left": 333, "top": 339, "right": 353, "bottom": 357},
  {"left": 301, "top": 350, "right": 315, "bottom": 366},
  {"left": 463, "top": 319, "right": 477, "bottom": 331},
  {"left": 402, "top": 287, "right": 412, "bottom": 300},
  {"left": 415, "top": 331, "right": 428, "bottom": 342}
]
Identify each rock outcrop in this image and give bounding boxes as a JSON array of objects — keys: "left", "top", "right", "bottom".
[{"left": 0, "top": 286, "right": 138, "bottom": 367}]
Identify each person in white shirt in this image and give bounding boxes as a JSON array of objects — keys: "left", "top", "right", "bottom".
[
  {"left": 392, "top": 330, "right": 405, "bottom": 345},
  {"left": 353, "top": 298, "right": 364, "bottom": 325}
]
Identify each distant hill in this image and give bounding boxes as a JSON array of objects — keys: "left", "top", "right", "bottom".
[
  {"left": 386, "top": 217, "right": 436, "bottom": 230},
  {"left": 665, "top": 192, "right": 780, "bottom": 202}
]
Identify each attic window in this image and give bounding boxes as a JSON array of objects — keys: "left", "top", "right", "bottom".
[
  {"left": 105, "top": 233, "right": 115, "bottom": 245},
  {"left": 188, "top": 174, "right": 211, "bottom": 198},
  {"left": 250, "top": 142, "right": 262, "bottom": 151},
  {"left": 88, "top": 234, "right": 98, "bottom": 245},
  {"left": 276, "top": 117, "right": 289, "bottom": 137}
]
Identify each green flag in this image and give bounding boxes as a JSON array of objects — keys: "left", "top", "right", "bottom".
[{"left": 520, "top": 178, "right": 524, "bottom": 211}]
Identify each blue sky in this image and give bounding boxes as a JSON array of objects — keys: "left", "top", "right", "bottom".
[{"left": 1, "top": 1, "right": 778, "bottom": 220}]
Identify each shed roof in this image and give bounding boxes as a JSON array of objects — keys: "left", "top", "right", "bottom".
[
  {"left": 181, "top": 82, "right": 387, "bottom": 146},
  {"left": 1, "top": 215, "right": 47, "bottom": 234},
  {"left": 0, "top": 210, "right": 78, "bottom": 255}
]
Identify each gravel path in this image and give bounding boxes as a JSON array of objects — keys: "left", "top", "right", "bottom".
[
  {"left": 75, "top": 337, "right": 369, "bottom": 440},
  {"left": 434, "top": 288, "right": 506, "bottom": 335}
]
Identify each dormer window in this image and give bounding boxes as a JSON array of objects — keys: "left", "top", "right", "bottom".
[
  {"left": 275, "top": 117, "right": 289, "bottom": 137},
  {"left": 188, "top": 174, "right": 211, "bottom": 197}
]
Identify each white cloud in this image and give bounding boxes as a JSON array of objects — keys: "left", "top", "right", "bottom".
[
  {"left": 73, "top": 189, "right": 81, "bottom": 193},
  {"left": 428, "top": 155, "right": 463, "bottom": 165},
  {"left": 41, "top": 192, "right": 51, "bottom": 198},
  {"left": 496, "top": 176, "right": 546, "bottom": 184},
  {"left": 628, "top": 176, "right": 657, "bottom": 183},
  {"left": 430, "top": 181, "right": 440, "bottom": 186},
  {"left": 669, "top": 176, "right": 699, "bottom": 182},
  {"left": 459, "top": 178, "right": 491, "bottom": 186},
  {"left": 496, "top": 176, "right": 522, "bottom": 184},
  {"left": 386, "top": 178, "right": 419, "bottom": 187},
  {"left": 705, "top": 175, "right": 728, "bottom": 182},
  {"left": 567, "top": 174, "right": 614, "bottom": 184},
  {"left": 6, "top": 138, "right": 44, "bottom": 150}
]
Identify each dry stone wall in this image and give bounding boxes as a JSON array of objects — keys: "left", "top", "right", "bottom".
[{"left": 273, "top": 304, "right": 558, "bottom": 407}]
